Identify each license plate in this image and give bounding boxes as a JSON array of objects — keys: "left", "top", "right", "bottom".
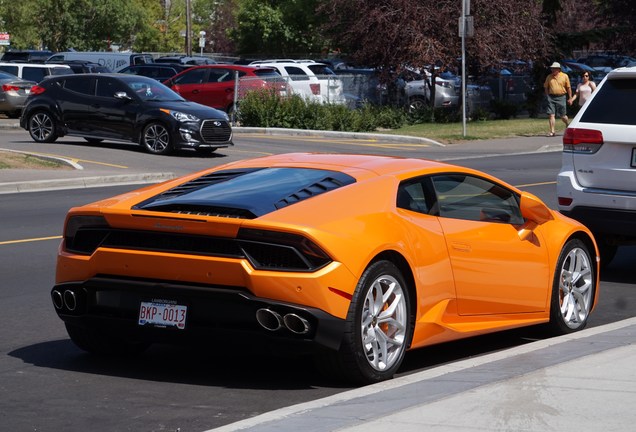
[{"left": 138, "top": 301, "right": 187, "bottom": 329}]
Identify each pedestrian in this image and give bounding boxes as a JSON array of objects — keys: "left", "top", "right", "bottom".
[
  {"left": 569, "top": 71, "right": 596, "bottom": 107},
  {"left": 543, "top": 62, "right": 572, "bottom": 137}
]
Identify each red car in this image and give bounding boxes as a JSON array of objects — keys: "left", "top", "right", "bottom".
[{"left": 163, "top": 64, "right": 286, "bottom": 113}]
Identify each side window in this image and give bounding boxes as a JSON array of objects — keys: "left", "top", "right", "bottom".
[
  {"left": 63, "top": 77, "right": 96, "bottom": 95},
  {"left": 95, "top": 78, "right": 129, "bottom": 98},
  {"left": 397, "top": 178, "right": 436, "bottom": 215},
  {"left": 284, "top": 66, "right": 310, "bottom": 81},
  {"left": 431, "top": 174, "right": 523, "bottom": 224},
  {"left": 175, "top": 69, "right": 207, "bottom": 85},
  {"left": 208, "top": 68, "right": 230, "bottom": 83},
  {"left": 22, "top": 67, "right": 47, "bottom": 82},
  {"left": 0, "top": 65, "right": 19, "bottom": 76}
]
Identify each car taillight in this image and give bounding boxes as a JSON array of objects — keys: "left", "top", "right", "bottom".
[
  {"left": 2, "top": 84, "right": 20, "bottom": 92},
  {"left": 310, "top": 83, "right": 320, "bottom": 95},
  {"left": 563, "top": 128, "right": 603, "bottom": 153},
  {"left": 29, "top": 85, "right": 46, "bottom": 95}
]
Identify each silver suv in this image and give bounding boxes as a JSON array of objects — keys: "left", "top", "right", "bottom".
[{"left": 557, "top": 66, "right": 636, "bottom": 266}]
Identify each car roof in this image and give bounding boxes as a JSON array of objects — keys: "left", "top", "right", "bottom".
[{"left": 214, "top": 153, "right": 472, "bottom": 180}]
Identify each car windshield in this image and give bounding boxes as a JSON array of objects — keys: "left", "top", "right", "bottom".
[
  {"left": 254, "top": 69, "right": 282, "bottom": 78},
  {"left": 119, "top": 76, "right": 185, "bottom": 102},
  {"left": 0, "top": 71, "right": 19, "bottom": 80}
]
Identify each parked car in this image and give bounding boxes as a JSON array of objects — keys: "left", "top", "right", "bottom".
[
  {"left": 119, "top": 63, "right": 193, "bottom": 82},
  {"left": 0, "top": 62, "right": 71, "bottom": 82},
  {"left": 46, "top": 52, "right": 154, "bottom": 72},
  {"left": 561, "top": 61, "right": 605, "bottom": 87},
  {"left": 404, "top": 70, "right": 461, "bottom": 110},
  {"left": 20, "top": 73, "right": 233, "bottom": 155},
  {"left": 163, "top": 64, "right": 287, "bottom": 113},
  {"left": 46, "top": 59, "right": 110, "bottom": 74},
  {"left": 49, "top": 152, "right": 598, "bottom": 384},
  {"left": 249, "top": 59, "right": 346, "bottom": 104},
  {"left": 1, "top": 49, "right": 54, "bottom": 63},
  {"left": 557, "top": 66, "right": 636, "bottom": 266},
  {"left": 155, "top": 55, "right": 216, "bottom": 65},
  {"left": 0, "top": 71, "right": 37, "bottom": 118}
]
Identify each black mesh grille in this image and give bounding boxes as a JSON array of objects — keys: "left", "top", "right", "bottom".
[{"left": 200, "top": 120, "right": 232, "bottom": 142}]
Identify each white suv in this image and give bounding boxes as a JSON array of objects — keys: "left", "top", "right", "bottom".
[
  {"left": 249, "top": 59, "right": 346, "bottom": 105},
  {"left": 557, "top": 66, "right": 636, "bottom": 266}
]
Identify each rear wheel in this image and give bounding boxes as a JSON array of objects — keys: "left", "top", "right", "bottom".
[
  {"left": 408, "top": 96, "right": 429, "bottom": 112},
  {"left": 548, "top": 239, "right": 595, "bottom": 334},
  {"left": 65, "top": 323, "right": 149, "bottom": 356},
  {"left": 28, "top": 111, "right": 58, "bottom": 143},
  {"left": 141, "top": 122, "right": 172, "bottom": 155},
  {"left": 317, "top": 260, "right": 412, "bottom": 384}
]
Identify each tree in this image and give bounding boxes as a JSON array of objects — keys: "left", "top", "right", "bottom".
[
  {"left": 319, "top": 0, "right": 551, "bottom": 74},
  {"left": 230, "top": 0, "right": 326, "bottom": 57}
]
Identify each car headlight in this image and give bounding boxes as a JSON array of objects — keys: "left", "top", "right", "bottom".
[{"left": 164, "top": 110, "right": 200, "bottom": 122}]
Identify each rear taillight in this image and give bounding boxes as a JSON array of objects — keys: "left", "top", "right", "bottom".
[
  {"left": 29, "top": 85, "right": 46, "bottom": 95},
  {"left": 563, "top": 128, "right": 603, "bottom": 153},
  {"left": 310, "top": 83, "right": 320, "bottom": 95},
  {"left": 2, "top": 84, "right": 19, "bottom": 92}
]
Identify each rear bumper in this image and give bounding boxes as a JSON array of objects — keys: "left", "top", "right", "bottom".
[
  {"left": 52, "top": 276, "right": 345, "bottom": 351},
  {"left": 558, "top": 170, "right": 636, "bottom": 240}
]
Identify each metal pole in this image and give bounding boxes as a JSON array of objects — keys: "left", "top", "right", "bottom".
[
  {"left": 185, "top": 0, "right": 192, "bottom": 56},
  {"left": 461, "top": 0, "right": 467, "bottom": 137}
]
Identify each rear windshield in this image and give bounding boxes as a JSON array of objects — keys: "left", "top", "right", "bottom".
[
  {"left": 135, "top": 167, "right": 356, "bottom": 218},
  {"left": 307, "top": 64, "right": 336, "bottom": 75},
  {"left": 581, "top": 78, "right": 636, "bottom": 125},
  {"left": 254, "top": 69, "right": 281, "bottom": 78}
]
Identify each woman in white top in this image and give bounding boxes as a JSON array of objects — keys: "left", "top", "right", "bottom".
[{"left": 569, "top": 72, "right": 596, "bottom": 107}]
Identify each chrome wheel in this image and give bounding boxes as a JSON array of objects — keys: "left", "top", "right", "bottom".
[
  {"left": 29, "top": 111, "right": 57, "bottom": 143},
  {"left": 142, "top": 122, "right": 172, "bottom": 155},
  {"left": 360, "top": 274, "right": 408, "bottom": 371},
  {"left": 558, "top": 246, "right": 593, "bottom": 329}
]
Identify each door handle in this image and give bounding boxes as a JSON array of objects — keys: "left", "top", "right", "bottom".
[{"left": 450, "top": 242, "right": 471, "bottom": 252}]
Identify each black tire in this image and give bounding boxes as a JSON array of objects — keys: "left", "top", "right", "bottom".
[
  {"left": 141, "top": 122, "right": 172, "bottom": 155},
  {"left": 28, "top": 111, "right": 58, "bottom": 143},
  {"left": 65, "top": 323, "right": 149, "bottom": 356},
  {"left": 408, "top": 96, "right": 429, "bottom": 112},
  {"left": 317, "top": 260, "right": 413, "bottom": 384},
  {"left": 84, "top": 138, "right": 104, "bottom": 144},
  {"left": 548, "top": 239, "right": 596, "bottom": 334}
]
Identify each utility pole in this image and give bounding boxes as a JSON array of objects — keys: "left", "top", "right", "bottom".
[{"left": 185, "top": 0, "right": 192, "bottom": 56}]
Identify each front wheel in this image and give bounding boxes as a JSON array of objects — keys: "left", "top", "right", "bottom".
[
  {"left": 318, "top": 260, "right": 412, "bottom": 384},
  {"left": 28, "top": 111, "right": 58, "bottom": 143},
  {"left": 141, "top": 122, "right": 172, "bottom": 155},
  {"left": 548, "top": 239, "right": 596, "bottom": 334}
]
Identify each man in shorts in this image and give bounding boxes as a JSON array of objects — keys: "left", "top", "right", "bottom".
[{"left": 544, "top": 62, "right": 572, "bottom": 137}]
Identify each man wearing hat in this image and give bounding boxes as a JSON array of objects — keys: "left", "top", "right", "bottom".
[{"left": 544, "top": 62, "right": 572, "bottom": 136}]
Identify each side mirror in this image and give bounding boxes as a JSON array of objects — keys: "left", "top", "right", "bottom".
[
  {"left": 519, "top": 191, "right": 553, "bottom": 224},
  {"left": 114, "top": 91, "right": 132, "bottom": 101}
]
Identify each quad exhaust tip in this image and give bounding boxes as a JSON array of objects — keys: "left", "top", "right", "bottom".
[
  {"left": 255, "top": 308, "right": 311, "bottom": 335},
  {"left": 52, "top": 289, "right": 78, "bottom": 311}
]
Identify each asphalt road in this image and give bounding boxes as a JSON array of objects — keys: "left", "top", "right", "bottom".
[{"left": 1, "top": 130, "right": 634, "bottom": 431}]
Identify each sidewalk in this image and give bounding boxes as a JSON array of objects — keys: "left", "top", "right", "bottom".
[{"left": 209, "top": 318, "right": 636, "bottom": 432}]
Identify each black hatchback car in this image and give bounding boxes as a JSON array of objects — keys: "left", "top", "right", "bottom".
[{"left": 20, "top": 73, "right": 233, "bottom": 155}]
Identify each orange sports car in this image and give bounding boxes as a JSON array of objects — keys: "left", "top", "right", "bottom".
[{"left": 52, "top": 153, "right": 599, "bottom": 384}]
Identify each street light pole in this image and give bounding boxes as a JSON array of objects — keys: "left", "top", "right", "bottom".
[
  {"left": 185, "top": 0, "right": 192, "bottom": 56},
  {"left": 461, "top": 0, "right": 467, "bottom": 137}
]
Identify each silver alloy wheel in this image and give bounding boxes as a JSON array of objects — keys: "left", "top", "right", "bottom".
[
  {"left": 360, "top": 274, "right": 407, "bottom": 371},
  {"left": 30, "top": 112, "right": 54, "bottom": 142},
  {"left": 143, "top": 124, "right": 170, "bottom": 153},
  {"left": 558, "top": 246, "right": 593, "bottom": 329}
]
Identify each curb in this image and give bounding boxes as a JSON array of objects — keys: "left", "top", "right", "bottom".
[
  {"left": 234, "top": 126, "right": 445, "bottom": 147},
  {"left": 0, "top": 172, "right": 177, "bottom": 194}
]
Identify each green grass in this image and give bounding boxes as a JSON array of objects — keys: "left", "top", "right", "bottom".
[{"left": 383, "top": 117, "right": 558, "bottom": 143}]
